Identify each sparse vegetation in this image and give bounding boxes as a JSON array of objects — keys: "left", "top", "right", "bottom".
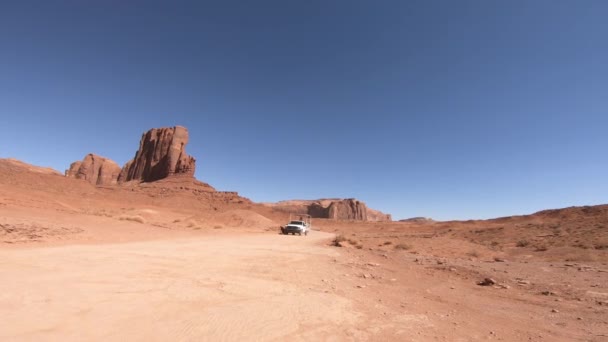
[
  {"left": 118, "top": 215, "right": 145, "bottom": 224},
  {"left": 594, "top": 243, "right": 608, "bottom": 250},
  {"left": 516, "top": 240, "right": 530, "bottom": 247},
  {"left": 332, "top": 234, "right": 347, "bottom": 247},
  {"left": 394, "top": 243, "right": 411, "bottom": 250},
  {"left": 347, "top": 238, "right": 360, "bottom": 246}
]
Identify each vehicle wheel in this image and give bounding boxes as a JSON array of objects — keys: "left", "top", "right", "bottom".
[{"left": 298, "top": 232, "right": 301, "bottom": 236}]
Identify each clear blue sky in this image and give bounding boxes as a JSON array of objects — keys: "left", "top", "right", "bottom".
[{"left": 1, "top": 1, "right": 607, "bottom": 220}]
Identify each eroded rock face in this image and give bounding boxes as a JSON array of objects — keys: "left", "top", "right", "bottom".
[
  {"left": 118, "top": 126, "right": 196, "bottom": 183},
  {"left": 328, "top": 199, "right": 368, "bottom": 220},
  {"left": 265, "top": 198, "right": 392, "bottom": 222},
  {"left": 65, "top": 154, "right": 121, "bottom": 186}
]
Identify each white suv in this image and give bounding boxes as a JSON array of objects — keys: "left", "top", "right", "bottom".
[{"left": 281, "top": 220, "right": 309, "bottom": 236}]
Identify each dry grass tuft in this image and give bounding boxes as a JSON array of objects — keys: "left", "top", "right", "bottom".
[{"left": 118, "top": 215, "right": 145, "bottom": 224}]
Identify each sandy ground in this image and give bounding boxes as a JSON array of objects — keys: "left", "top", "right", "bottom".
[
  {"left": 2, "top": 228, "right": 607, "bottom": 341},
  {"left": 0, "top": 232, "right": 359, "bottom": 341}
]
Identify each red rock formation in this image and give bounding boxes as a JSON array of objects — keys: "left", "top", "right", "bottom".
[
  {"left": 118, "top": 126, "right": 196, "bottom": 183},
  {"left": 65, "top": 154, "right": 121, "bottom": 186},
  {"left": 263, "top": 198, "right": 392, "bottom": 222},
  {"left": 327, "top": 199, "right": 368, "bottom": 220}
]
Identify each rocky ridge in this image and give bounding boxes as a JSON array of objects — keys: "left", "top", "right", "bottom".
[{"left": 266, "top": 198, "right": 392, "bottom": 222}]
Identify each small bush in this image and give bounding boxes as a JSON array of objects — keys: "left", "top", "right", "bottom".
[
  {"left": 394, "top": 243, "right": 411, "bottom": 250},
  {"left": 516, "top": 240, "right": 529, "bottom": 247},
  {"left": 332, "top": 235, "right": 347, "bottom": 247}
]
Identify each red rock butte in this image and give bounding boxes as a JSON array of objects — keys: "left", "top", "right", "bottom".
[
  {"left": 118, "top": 126, "right": 196, "bottom": 183},
  {"left": 65, "top": 153, "right": 121, "bottom": 186}
]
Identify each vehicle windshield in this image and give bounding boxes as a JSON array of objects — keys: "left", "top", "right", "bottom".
[{"left": 289, "top": 221, "right": 304, "bottom": 225}]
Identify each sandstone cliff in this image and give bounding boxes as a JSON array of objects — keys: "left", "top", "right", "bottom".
[
  {"left": 118, "top": 126, "right": 196, "bottom": 183},
  {"left": 65, "top": 154, "right": 121, "bottom": 186},
  {"left": 265, "top": 198, "right": 391, "bottom": 222}
]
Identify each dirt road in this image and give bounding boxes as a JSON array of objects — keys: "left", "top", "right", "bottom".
[
  {"left": 1, "top": 228, "right": 606, "bottom": 341},
  {"left": 0, "top": 231, "right": 364, "bottom": 341}
]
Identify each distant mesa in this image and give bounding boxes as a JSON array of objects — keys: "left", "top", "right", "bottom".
[
  {"left": 118, "top": 126, "right": 196, "bottom": 183},
  {"left": 398, "top": 217, "right": 435, "bottom": 223},
  {"left": 65, "top": 153, "right": 121, "bottom": 186},
  {"left": 265, "top": 198, "right": 392, "bottom": 222}
]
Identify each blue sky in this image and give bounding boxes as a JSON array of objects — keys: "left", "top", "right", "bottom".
[{"left": 1, "top": 1, "right": 607, "bottom": 220}]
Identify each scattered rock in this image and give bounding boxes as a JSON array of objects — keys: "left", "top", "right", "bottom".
[
  {"left": 541, "top": 291, "right": 557, "bottom": 296},
  {"left": 493, "top": 257, "right": 506, "bottom": 262},
  {"left": 551, "top": 309, "right": 559, "bottom": 313},
  {"left": 478, "top": 278, "right": 496, "bottom": 286}
]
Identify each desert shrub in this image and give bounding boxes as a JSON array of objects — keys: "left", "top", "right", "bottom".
[
  {"left": 594, "top": 243, "right": 608, "bottom": 250},
  {"left": 394, "top": 243, "right": 411, "bottom": 250},
  {"left": 332, "top": 235, "right": 347, "bottom": 246},
  {"left": 383, "top": 241, "right": 392, "bottom": 245},
  {"left": 118, "top": 215, "right": 145, "bottom": 224},
  {"left": 535, "top": 245, "right": 548, "bottom": 252},
  {"left": 516, "top": 240, "right": 530, "bottom": 247}
]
